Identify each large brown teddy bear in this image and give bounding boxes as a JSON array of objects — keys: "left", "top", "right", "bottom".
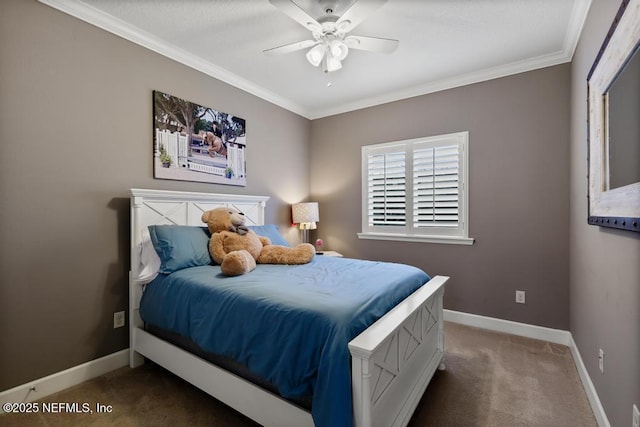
[{"left": 201, "top": 207, "right": 315, "bottom": 276}]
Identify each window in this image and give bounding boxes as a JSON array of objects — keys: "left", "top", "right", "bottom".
[{"left": 358, "top": 131, "right": 474, "bottom": 245}]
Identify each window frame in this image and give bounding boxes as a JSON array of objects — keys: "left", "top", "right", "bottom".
[{"left": 358, "top": 131, "right": 474, "bottom": 245}]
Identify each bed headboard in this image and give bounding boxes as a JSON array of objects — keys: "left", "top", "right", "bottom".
[{"left": 129, "top": 188, "right": 269, "bottom": 282}]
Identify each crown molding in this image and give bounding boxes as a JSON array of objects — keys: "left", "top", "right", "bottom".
[
  {"left": 37, "top": 0, "right": 592, "bottom": 121},
  {"left": 563, "top": 0, "right": 593, "bottom": 59},
  {"left": 308, "top": 50, "right": 573, "bottom": 119},
  {"left": 37, "top": 0, "right": 311, "bottom": 118},
  {"left": 309, "top": 0, "right": 592, "bottom": 119}
]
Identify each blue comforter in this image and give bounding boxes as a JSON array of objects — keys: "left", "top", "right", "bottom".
[{"left": 140, "top": 255, "right": 430, "bottom": 427}]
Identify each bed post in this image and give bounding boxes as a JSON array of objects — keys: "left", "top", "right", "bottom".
[
  {"left": 129, "top": 194, "right": 145, "bottom": 368},
  {"left": 437, "top": 289, "right": 446, "bottom": 371},
  {"left": 258, "top": 200, "right": 266, "bottom": 226},
  {"left": 351, "top": 354, "right": 373, "bottom": 427}
]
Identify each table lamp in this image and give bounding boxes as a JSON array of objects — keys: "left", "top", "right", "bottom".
[{"left": 292, "top": 202, "right": 319, "bottom": 244}]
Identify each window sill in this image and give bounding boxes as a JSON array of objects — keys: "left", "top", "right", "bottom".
[{"left": 357, "top": 232, "right": 475, "bottom": 246}]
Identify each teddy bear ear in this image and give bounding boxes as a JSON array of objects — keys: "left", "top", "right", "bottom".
[{"left": 201, "top": 211, "right": 210, "bottom": 223}]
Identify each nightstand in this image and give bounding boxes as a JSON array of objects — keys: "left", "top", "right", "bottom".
[{"left": 319, "top": 250, "right": 343, "bottom": 257}]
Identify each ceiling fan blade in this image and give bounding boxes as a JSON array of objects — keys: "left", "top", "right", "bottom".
[
  {"left": 345, "top": 35, "right": 398, "bottom": 54},
  {"left": 335, "top": 0, "right": 388, "bottom": 33},
  {"left": 269, "top": 0, "right": 322, "bottom": 32},
  {"left": 263, "top": 39, "right": 317, "bottom": 56}
]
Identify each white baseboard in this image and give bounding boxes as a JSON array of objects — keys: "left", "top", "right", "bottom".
[
  {"left": 444, "top": 309, "right": 572, "bottom": 345},
  {"left": 0, "top": 349, "right": 128, "bottom": 413},
  {"left": 444, "top": 310, "right": 610, "bottom": 427},
  {"left": 568, "top": 336, "right": 611, "bottom": 427}
]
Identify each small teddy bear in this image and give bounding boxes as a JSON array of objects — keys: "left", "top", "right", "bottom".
[{"left": 201, "top": 207, "right": 315, "bottom": 276}]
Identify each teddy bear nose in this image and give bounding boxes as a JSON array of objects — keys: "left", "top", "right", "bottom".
[{"left": 239, "top": 212, "right": 244, "bottom": 216}]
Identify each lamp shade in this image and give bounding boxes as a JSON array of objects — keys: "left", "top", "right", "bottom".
[
  {"left": 325, "top": 53, "right": 342, "bottom": 72},
  {"left": 292, "top": 202, "right": 319, "bottom": 230},
  {"left": 329, "top": 40, "right": 349, "bottom": 61},
  {"left": 306, "top": 44, "right": 326, "bottom": 67}
]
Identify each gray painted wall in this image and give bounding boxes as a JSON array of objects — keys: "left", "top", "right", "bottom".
[
  {"left": 0, "top": 0, "right": 310, "bottom": 391},
  {"left": 3, "top": 2, "right": 638, "bottom": 425},
  {"left": 570, "top": 1, "right": 640, "bottom": 426},
  {"left": 310, "top": 65, "right": 571, "bottom": 330}
]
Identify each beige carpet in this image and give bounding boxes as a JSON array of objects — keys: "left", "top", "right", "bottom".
[
  {"left": 409, "top": 322, "right": 597, "bottom": 426},
  {"left": 1, "top": 322, "right": 596, "bottom": 427}
]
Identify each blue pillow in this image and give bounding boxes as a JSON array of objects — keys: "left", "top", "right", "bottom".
[
  {"left": 248, "top": 224, "right": 290, "bottom": 247},
  {"left": 148, "top": 225, "right": 212, "bottom": 274}
]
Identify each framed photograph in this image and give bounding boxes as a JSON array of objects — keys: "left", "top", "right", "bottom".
[
  {"left": 153, "top": 91, "right": 247, "bottom": 186},
  {"left": 587, "top": 0, "right": 640, "bottom": 232}
]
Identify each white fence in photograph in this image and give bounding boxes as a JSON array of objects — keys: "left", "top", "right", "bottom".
[
  {"left": 227, "top": 144, "right": 245, "bottom": 178},
  {"left": 156, "top": 129, "right": 188, "bottom": 168},
  {"left": 155, "top": 129, "right": 246, "bottom": 179}
]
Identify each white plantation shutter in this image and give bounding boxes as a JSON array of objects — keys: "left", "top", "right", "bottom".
[
  {"left": 413, "top": 144, "right": 460, "bottom": 229},
  {"left": 367, "top": 150, "right": 406, "bottom": 227},
  {"left": 361, "top": 132, "right": 471, "bottom": 243}
]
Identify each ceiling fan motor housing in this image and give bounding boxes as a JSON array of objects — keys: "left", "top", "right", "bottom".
[{"left": 319, "top": 0, "right": 340, "bottom": 15}]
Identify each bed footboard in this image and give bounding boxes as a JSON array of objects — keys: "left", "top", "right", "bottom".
[{"left": 349, "top": 275, "right": 447, "bottom": 427}]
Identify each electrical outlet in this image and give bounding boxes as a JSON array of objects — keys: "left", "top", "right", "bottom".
[
  {"left": 632, "top": 404, "right": 639, "bottom": 427},
  {"left": 598, "top": 348, "right": 604, "bottom": 373},
  {"left": 113, "top": 311, "right": 125, "bottom": 328},
  {"left": 515, "top": 290, "right": 526, "bottom": 304}
]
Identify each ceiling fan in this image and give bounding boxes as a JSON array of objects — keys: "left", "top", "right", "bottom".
[{"left": 264, "top": 0, "right": 399, "bottom": 73}]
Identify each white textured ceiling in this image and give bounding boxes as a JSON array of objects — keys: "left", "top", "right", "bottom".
[{"left": 39, "top": 0, "right": 591, "bottom": 119}]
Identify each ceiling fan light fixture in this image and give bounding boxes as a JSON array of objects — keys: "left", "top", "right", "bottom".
[
  {"left": 329, "top": 39, "right": 349, "bottom": 61},
  {"left": 306, "top": 43, "right": 326, "bottom": 66},
  {"left": 325, "top": 52, "right": 342, "bottom": 72},
  {"left": 267, "top": 0, "right": 398, "bottom": 76}
]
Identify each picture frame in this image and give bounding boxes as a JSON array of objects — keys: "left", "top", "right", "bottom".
[
  {"left": 153, "top": 91, "right": 247, "bottom": 187},
  {"left": 587, "top": 0, "right": 640, "bottom": 232}
]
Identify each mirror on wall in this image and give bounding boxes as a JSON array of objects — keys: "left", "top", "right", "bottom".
[
  {"left": 606, "top": 44, "right": 640, "bottom": 191},
  {"left": 587, "top": 0, "right": 640, "bottom": 232}
]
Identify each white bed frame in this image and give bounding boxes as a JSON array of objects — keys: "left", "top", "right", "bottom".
[{"left": 129, "top": 188, "right": 448, "bottom": 427}]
